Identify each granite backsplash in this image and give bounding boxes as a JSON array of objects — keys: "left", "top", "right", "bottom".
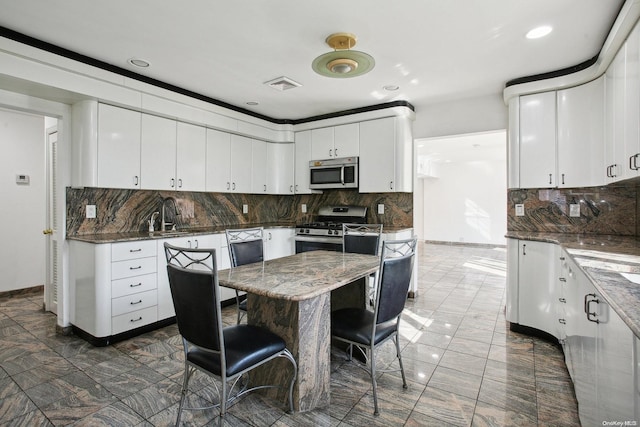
[
  {"left": 507, "top": 182, "right": 638, "bottom": 236},
  {"left": 66, "top": 188, "right": 413, "bottom": 236}
]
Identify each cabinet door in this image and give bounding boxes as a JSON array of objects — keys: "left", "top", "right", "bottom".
[
  {"left": 505, "top": 238, "right": 520, "bottom": 323},
  {"left": 140, "top": 114, "right": 177, "bottom": 191},
  {"left": 311, "top": 127, "right": 334, "bottom": 159},
  {"left": 604, "top": 43, "right": 627, "bottom": 183},
  {"left": 623, "top": 22, "right": 640, "bottom": 181},
  {"left": 333, "top": 123, "right": 359, "bottom": 157},
  {"left": 267, "top": 143, "right": 294, "bottom": 194},
  {"left": 294, "top": 130, "right": 313, "bottom": 194},
  {"left": 507, "top": 98, "right": 520, "bottom": 188},
  {"left": 359, "top": 117, "right": 396, "bottom": 193},
  {"left": 97, "top": 104, "right": 141, "bottom": 189},
  {"left": 206, "top": 128, "right": 231, "bottom": 192},
  {"left": 557, "top": 77, "right": 605, "bottom": 188},
  {"left": 230, "top": 135, "right": 253, "bottom": 193},
  {"left": 519, "top": 92, "right": 557, "bottom": 188},
  {"left": 517, "top": 240, "right": 561, "bottom": 338},
  {"left": 595, "top": 290, "right": 635, "bottom": 421},
  {"left": 264, "top": 228, "right": 294, "bottom": 260},
  {"left": 251, "top": 139, "right": 267, "bottom": 194},
  {"left": 176, "top": 122, "right": 206, "bottom": 191}
]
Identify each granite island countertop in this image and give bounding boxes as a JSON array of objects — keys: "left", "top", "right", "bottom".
[{"left": 506, "top": 231, "right": 640, "bottom": 338}]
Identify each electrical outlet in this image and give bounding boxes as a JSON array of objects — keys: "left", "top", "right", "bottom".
[
  {"left": 86, "top": 204, "right": 96, "bottom": 219},
  {"left": 301, "top": 204, "right": 307, "bottom": 213},
  {"left": 569, "top": 203, "right": 580, "bottom": 217},
  {"left": 515, "top": 204, "right": 525, "bottom": 217},
  {"left": 377, "top": 204, "right": 385, "bottom": 214},
  {"left": 242, "top": 204, "right": 248, "bottom": 214}
]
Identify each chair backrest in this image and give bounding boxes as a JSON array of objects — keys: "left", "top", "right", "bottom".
[
  {"left": 225, "top": 227, "right": 264, "bottom": 267},
  {"left": 342, "top": 223, "right": 383, "bottom": 255},
  {"left": 164, "top": 243, "right": 223, "bottom": 351},
  {"left": 374, "top": 237, "right": 417, "bottom": 325}
]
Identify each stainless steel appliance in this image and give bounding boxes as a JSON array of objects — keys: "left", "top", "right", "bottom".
[
  {"left": 309, "top": 157, "right": 358, "bottom": 190},
  {"left": 295, "top": 205, "right": 368, "bottom": 253}
]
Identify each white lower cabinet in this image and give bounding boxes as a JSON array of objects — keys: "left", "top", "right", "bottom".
[
  {"left": 509, "top": 240, "right": 637, "bottom": 424},
  {"left": 264, "top": 228, "right": 295, "bottom": 260}
]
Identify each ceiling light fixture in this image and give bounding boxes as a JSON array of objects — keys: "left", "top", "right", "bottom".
[
  {"left": 127, "top": 58, "right": 150, "bottom": 68},
  {"left": 312, "top": 33, "right": 374, "bottom": 78},
  {"left": 526, "top": 25, "right": 552, "bottom": 39}
]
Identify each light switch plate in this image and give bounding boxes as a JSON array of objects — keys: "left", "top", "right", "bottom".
[
  {"left": 515, "top": 204, "right": 525, "bottom": 217},
  {"left": 377, "top": 204, "right": 385, "bottom": 214},
  {"left": 569, "top": 203, "right": 580, "bottom": 217},
  {"left": 242, "top": 204, "right": 248, "bottom": 214},
  {"left": 301, "top": 204, "right": 307, "bottom": 213},
  {"left": 86, "top": 204, "right": 96, "bottom": 219}
]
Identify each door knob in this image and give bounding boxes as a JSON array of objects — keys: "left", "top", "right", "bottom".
[{"left": 43, "top": 229, "right": 53, "bottom": 235}]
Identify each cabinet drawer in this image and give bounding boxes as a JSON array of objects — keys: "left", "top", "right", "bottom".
[
  {"left": 112, "top": 257, "right": 156, "bottom": 280},
  {"left": 112, "top": 240, "right": 157, "bottom": 262},
  {"left": 112, "top": 289, "right": 158, "bottom": 316},
  {"left": 112, "top": 306, "right": 158, "bottom": 335},
  {"left": 112, "top": 273, "right": 157, "bottom": 298}
]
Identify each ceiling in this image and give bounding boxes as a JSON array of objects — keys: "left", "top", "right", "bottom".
[{"left": 0, "top": 0, "right": 625, "bottom": 121}]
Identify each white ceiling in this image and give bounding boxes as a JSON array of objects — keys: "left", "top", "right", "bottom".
[{"left": 0, "top": 0, "right": 625, "bottom": 121}]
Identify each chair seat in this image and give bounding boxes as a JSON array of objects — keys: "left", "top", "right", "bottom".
[
  {"left": 331, "top": 308, "right": 397, "bottom": 346},
  {"left": 188, "top": 325, "right": 286, "bottom": 377}
]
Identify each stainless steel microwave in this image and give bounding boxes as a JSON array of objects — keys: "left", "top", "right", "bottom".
[{"left": 309, "top": 157, "right": 358, "bottom": 190}]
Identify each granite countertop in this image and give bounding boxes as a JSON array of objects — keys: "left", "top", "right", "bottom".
[
  {"left": 217, "top": 250, "right": 380, "bottom": 301},
  {"left": 67, "top": 222, "right": 297, "bottom": 243},
  {"left": 506, "top": 231, "right": 640, "bottom": 337}
]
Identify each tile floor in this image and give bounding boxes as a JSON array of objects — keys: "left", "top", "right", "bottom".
[{"left": 0, "top": 243, "right": 581, "bottom": 426}]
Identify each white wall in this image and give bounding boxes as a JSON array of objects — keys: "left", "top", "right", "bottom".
[
  {"left": 413, "top": 94, "right": 508, "bottom": 139},
  {"left": 418, "top": 131, "right": 507, "bottom": 245},
  {"left": 0, "top": 109, "right": 46, "bottom": 292}
]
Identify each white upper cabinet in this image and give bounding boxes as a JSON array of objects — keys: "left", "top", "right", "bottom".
[
  {"left": 176, "top": 122, "right": 206, "bottom": 192},
  {"left": 359, "top": 117, "right": 412, "bottom": 193},
  {"left": 519, "top": 91, "right": 557, "bottom": 188},
  {"left": 97, "top": 104, "right": 141, "bottom": 189},
  {"left": 622, "top": 22, "right": 640, "bottom": 181},
  {"left": 557, "top": 77, "right": 605, "bottom": 188},
  {"left": 251, "top": 139, "right": 267, "bottom": 194},
  {"left": 294, "top": 130, "right": 314, "bottom": 194},
  {"left": 205, "top": 128, "right": 231, "bottom": 192},
  {"left": 229, "top": 135, "right": 252, "bottom": 193},
  {"left": 605, "top": 41, "right": 628, "bottom": 183},
  {"left": 140, "top": 114, "right": 176, "bottom": 191},
  {"left": 507, "top": 98, "right": 520, "bottom": 189},
  {"left": 311, "top": 123, "right": 359, "bottom": 159},
  {"left": 267, "top": 143, "right": 294, "bottom": 195},
  {"left": 333, "top": 123, "right": 359, "bottom": 158}
]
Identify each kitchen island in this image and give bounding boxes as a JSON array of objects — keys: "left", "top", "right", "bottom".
[{"left": 217, "top": 250, "right": 380, "bottom": 412}]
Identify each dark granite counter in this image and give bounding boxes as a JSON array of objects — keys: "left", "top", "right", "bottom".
[
  {"left": 506, "top": 232, "right": 640, "bottom": 337},
  {"left": 67, "top": 222, "right": 296, "bottom": 244}
]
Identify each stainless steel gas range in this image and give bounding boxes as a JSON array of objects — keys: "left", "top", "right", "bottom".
[{"left": 294, "top": 205, "right": 368, "bottom": 253}]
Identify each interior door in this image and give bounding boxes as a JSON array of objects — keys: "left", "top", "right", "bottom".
[{"left": 44, "top": 126, "right": 59, "bottom": 314}]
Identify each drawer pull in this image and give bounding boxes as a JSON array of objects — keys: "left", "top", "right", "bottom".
[
  {"left": 130, "top": 316, "right": 143, "bottom": 323},
  {"left": 130, "top": 299, "right": 143, "bottom": 305},
  {"left": 129, "top": 266, "right": 142, "bottom": 270},
  {"left": 130, "top": 282, "right": 142, "bottom": 288},
  {"left": 129, "top": 248, "right": 142, "bottom": 253},
  {"left": 559, "top": 298, "right": 566, "bottom": 303},
  {"left": 558, "top": 319, "right": 566, "bottom": 324}
]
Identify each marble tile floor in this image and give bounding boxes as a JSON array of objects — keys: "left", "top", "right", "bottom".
[{"left": 0, "top": 243, "right": 580, "bottom": 426}]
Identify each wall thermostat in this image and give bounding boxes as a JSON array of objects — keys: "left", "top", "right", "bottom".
[{"left": 16, "top": 174, "right": 30, "bottom": 185}]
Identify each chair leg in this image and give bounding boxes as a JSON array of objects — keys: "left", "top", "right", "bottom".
[
  {"left": 370, "top": 345, "right": 379, "bottom": 416},
  {"left": 219, "top": 378, "right": 228, "bottom": 427},
  {"left": 280, "top": 349, "right": 298, "bottom": 413},
  {"left": 394, "top": 335, "right": 408, "bottom": 388},
  {"left": 176, "top": 365, "right": 193, "bottom": 426}
]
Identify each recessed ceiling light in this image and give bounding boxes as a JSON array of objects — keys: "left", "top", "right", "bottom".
[
  {"left": 246, "top": 101, "right": 259, "bottom": 106},
  {"left": 127, "top": 58, "right": 150, "bottom": 68},
  {"left": 383, "top": 85, "right": 400, "bottom": 91},
  {"left": 526, "top": 25, "right": 552, "bottom": 39}
]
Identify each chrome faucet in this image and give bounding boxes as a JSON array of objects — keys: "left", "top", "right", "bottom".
[
  {"left": 148, "top": 211, "right": 159, "bottom": 232},
  {"left": 161, "top": 197, "right": 181, "bottom": 232}
]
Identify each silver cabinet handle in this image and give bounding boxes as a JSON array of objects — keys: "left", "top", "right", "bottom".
[
  {"left": 170, "top": 178, "right": 175, "bottom": 188},
  {"left": 178, "top": 178, "right": 183, "bottom": 188},
  {"left": 130, "top": 316, "right": 143, "bottom": 323},
  {"left": 129, "top": 265, "right": 142, "bottom": 270},
  {"left": 130, "top": 299, "right": 142, "bottom": 305},
  {"left": 232, "top": 182, "right": 236, "bottom": 190},
  {"left": 561, "top": 174, "right": 565, "bottom": 185},
  {"left": 134, "top": 176, "right": 139, "bottom": 186},
  {"left": 335, "top": 148, "right": 338, "bottom": 157},
  {"left": 130, "top": 282, "right": 142, "bottom": 288},
  {"left": 295, "top": 184, "right": 298, "bottom": 192},
  {"left": 227, "top": 182, "right": 230, "bottom": 190},
  {"left": 559, "top": 298, "right": 566, "bottom": 303},
  {"left": 548, "top": 174, "right": 552, "bottom": 185},
  {"left": 522, "top": 244, "right": 526, "bottom": 256},
  {"left": 194, "top": 239, "right": 199, "bottom": 249},
  {"left": 329, "top": 149, "right": 333, "bottom": 157},
  {"left": 390, "top": 181, "right": 394, "bottom": 190},
  {"left": 290, "top": 185, "right": 293, "bottom": 193},
  {"left": 264, "top": 184, "right": 267, "bottom": 192},
  {"left": 558, "top": 319, "right": 566, "bottom": 324}
]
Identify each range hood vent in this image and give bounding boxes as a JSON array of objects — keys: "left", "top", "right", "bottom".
[{"left": 264, "top": 76, "right": 302, "bottom": 91}]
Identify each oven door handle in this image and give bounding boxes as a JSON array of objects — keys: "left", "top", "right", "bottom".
[{"left": 294, "top": 236, "right": 343, "bottom": 244}]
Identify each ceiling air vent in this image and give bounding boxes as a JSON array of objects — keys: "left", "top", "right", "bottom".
[{"left": 264, "top": 76, "right": 302, "bottom": 91}]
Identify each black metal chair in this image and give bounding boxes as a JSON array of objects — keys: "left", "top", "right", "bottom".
[
  {"left": 331, "top": 237, "right": 417, "bottom": 416},
  {"left": 164, "top": 243, "right": 297, "bottom": 427},
  {"left": 343, "top": 223, "right": 383, "bottom": 303},
  {"left": 225, "top": 227, "right": 264, "bottom": 324}
]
